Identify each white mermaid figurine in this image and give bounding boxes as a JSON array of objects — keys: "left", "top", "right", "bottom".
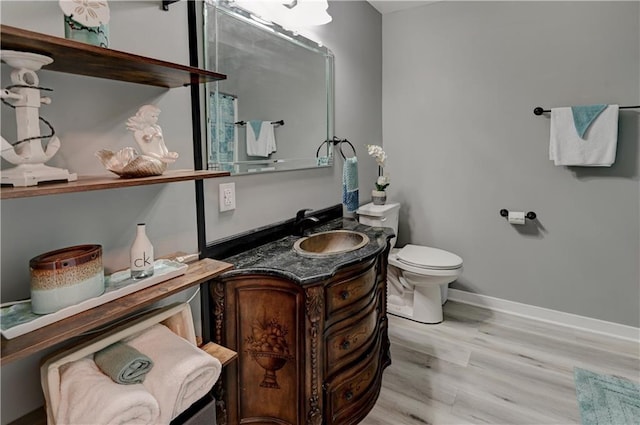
[
  {"left": 127, "top": 105, "right": 179, "bottom": 164},
  {"left": 96, "top": 105, "right": 179, "bottom": 178}
]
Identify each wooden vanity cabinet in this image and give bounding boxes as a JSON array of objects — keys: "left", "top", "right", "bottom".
[{"left": 211, "top": 248, "right": 391, "bottom": 425}]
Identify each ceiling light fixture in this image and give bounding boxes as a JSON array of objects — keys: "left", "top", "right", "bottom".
[{"left": 236, "top": 0, "right": 332, "bottom": 29}]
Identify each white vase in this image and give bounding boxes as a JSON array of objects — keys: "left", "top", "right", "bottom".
[
  {"left": 130, "top": 223, "right": 154, "bottom": 279},
  {"left": 372, "top": 190, "right": 387, "bottom": 205}
]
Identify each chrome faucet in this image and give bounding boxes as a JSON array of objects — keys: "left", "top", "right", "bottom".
[{"left": 293, "top": 208, "right": 320, "bottom": 237}]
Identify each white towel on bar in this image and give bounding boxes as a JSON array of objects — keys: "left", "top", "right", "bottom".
[
  {"left": 549, "top": 105, "right": 619, "bottom": 166},
  {"left": 246, "top": 120, "right": 277, "bottom": 157},
  {"left": 125, "top": 324, "right": 222, "bottom": 424},
  {"left": 57, "top": 357, "right": 160, "bottom": 425}
]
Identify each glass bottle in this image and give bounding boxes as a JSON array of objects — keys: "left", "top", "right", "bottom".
[{"left": 130, "top": 223, "right": 154, "bottom": 279}]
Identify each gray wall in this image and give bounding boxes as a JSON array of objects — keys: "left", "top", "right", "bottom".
[
  {"left": 382, "top": 1, "right": 640, "bottom": 326},
  {"left": 0, "top": 1, "right": 381, "bottom": 422}
]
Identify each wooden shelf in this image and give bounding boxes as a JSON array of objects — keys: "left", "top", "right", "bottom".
[
  {"left": 0, "top": 169, "right": 230, "bottom": 200},
  {"left": 202, "top": 342, "right": 238, "bottom": 367},
  {"left": 0, "top": 258, "right": 233, "bottom": 365},
  {"left": 0, "top": 25, "right": 226, "bottom": 88}
]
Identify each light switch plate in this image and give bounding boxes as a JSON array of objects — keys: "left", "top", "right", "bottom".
[{"left": 219, "top": 182, "right": 236, "bottom": 212}]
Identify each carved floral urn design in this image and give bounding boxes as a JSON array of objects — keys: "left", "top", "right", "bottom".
[{"left": 245, "top": 315, "right": 293, "bottom": 389}]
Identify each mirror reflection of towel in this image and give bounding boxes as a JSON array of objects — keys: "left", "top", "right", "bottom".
[{"left": 247, "top": 121, "right": 277, "bottom": 157}]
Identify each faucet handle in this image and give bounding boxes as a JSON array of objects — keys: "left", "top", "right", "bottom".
[{"left": 296, "top": 208, "right": 313, "bottom": 221}]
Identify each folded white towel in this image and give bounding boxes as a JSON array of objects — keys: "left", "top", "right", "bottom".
[
  {"left": 126, "top": 324, "right": 222, "bottom": 424},
  {"left": 246, "top": 121, "right": 277, "bottom": 157},
  {"left": 56, "top": 357, "right": 160, "bottom": 425},
  {"left": 549, "top": 105, "right": 619, "bottom": 166}
]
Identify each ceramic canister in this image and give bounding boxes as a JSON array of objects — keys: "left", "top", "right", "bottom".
[
  {"left": 29, "top": 245, "right": 105, "bottom": 314},
  {"left": 64, "top": 15, "right": 109, "bottom": 48}
]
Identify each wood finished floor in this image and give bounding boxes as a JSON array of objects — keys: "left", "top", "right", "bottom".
[{"left": 361, "top": 301, "right": 640, "bottom": 425}]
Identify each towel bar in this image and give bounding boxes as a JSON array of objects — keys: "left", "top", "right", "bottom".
[
  {"left": 332, "top": 137, "right": 356, "bottom": 159},
  {"left": 533, "top": 105, "right": 640, "bottom": 115},
  {"left": 315, "top": 137, "right": 357, "bottom": 160},
  {"left": 234, "top": 120, "right": 284, "bottom": 126}
]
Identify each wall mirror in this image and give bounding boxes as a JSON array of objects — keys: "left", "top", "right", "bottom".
[{"left": 203, "top": 0, "right": 335, "bottom": 174}]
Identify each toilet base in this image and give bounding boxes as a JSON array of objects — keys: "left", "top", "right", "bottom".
[
  {"left": 388, "top": 304, "right": 444, "bottom": 324},
  {"left": 387, "top": 284, "right": 444, "bottom": 324}
]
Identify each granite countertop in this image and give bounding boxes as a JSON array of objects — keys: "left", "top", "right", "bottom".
[{"left": 221, "top": 218, "right": 394, "bottom": 285}]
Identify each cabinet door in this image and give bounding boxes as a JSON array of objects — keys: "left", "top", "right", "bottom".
[{"left": 224, "top": 277, "right": 306, "bottom": 425}]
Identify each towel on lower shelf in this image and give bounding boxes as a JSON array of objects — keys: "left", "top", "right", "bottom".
[
  {"left": 246, "top": 120, "right": 277, "bottom": 157},
  {"left": 550, "top": 104, "right": 619, "bottom": 166},
  {"left": 126, "top": 324, "right": 222, "bottom": 424},
  {"left": 342, "top": 157, "right": 359, "bottom": 212},
  {"left": 57, "top": 357, "right": 160, "bottom": 425},
  {"left": 94, "top": 341, "right": 154, "bottom": 385}
]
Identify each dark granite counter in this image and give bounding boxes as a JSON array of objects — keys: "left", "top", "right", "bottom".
[{"left": 220, "top": 218, "right": 394, "bottom": 285}]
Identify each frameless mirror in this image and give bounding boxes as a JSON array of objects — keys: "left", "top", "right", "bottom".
[{"left": 203, "top": 0, "right": 335, "bottom": 174}]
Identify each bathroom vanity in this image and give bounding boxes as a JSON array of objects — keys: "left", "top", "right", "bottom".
[{"left": 209, "top": 218, "right": 394, "bottom": 425}]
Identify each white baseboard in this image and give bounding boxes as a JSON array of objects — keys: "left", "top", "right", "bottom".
[{"left": 447, "top": 288, "right": 640, "bottom": 342}]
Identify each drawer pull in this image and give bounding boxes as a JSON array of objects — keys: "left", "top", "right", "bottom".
[
  {"left": 340, "top": 340, "right": 351, "bottom": 350},
  {"left": 340, "top": 290, "right": 350, "bottom": 300},
  {"left": 344, "top": 390, "right": 354, "bottom": 401}
]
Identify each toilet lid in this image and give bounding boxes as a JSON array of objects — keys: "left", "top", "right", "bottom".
[{"left": 396, "top": 244, "right": 463, "bottom": 270}]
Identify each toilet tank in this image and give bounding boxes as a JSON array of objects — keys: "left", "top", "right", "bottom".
[{"left": 356, "top": 202, "right": 401, "bottom": 248}]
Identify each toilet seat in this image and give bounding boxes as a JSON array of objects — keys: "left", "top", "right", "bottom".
[
  {"left": 396, "top": 244, "right": 463, "bottom": 270},
  {"left": 389, "top": 245, "right": 462, "bottom": 277}
]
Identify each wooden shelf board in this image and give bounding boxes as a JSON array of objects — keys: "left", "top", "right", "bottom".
[
  {"left": 0, "top": 169, "right": 230, "bottom": 199},
  {"left": 1, "top": 25, "right": 226, "bottom": 88},
  {"left": 0, "top": 258, "right": 233, "bottom": 366},
  {"left": 202, "top": 342, "right": 238, "bottom": 367}
]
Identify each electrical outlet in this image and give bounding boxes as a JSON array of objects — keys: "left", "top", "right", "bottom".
[{"left": 219, "top": 182, "right": 236, "bottom": 212}]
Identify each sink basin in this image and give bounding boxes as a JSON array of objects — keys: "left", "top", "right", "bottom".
[{"left": 293, "top": 230, "right": 369, "bottom": 257}]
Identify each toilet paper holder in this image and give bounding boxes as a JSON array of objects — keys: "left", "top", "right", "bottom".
[{"left": 500, "top": 209, "right": 537, "bottom": 220}]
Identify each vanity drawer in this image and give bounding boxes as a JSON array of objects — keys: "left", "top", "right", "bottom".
[
  {"left": 325, "top": 295, "right": 380, "bottom": 376},
  {"left": 326, "top": 264, "right": 376, "bottom": 317},
  {"left": 324, "top": 334, "right": 382, "bottom": 424}
]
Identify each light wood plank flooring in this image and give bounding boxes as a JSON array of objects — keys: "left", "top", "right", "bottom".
[{"left": 362, "top": 301, "right": 640, "bottom": 425}]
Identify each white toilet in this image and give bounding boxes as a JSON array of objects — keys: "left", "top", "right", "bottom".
[{"left": 357, "top": 202, "right": 463, "bottom": 324}]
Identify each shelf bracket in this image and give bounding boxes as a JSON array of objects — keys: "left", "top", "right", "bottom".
[{"left": 162, "top": 0, "right": 180, "bottom": 11}]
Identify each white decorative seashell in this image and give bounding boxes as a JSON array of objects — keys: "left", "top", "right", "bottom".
[{"left": 96, "top": 148, "right": 167, "bottom": 178}]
